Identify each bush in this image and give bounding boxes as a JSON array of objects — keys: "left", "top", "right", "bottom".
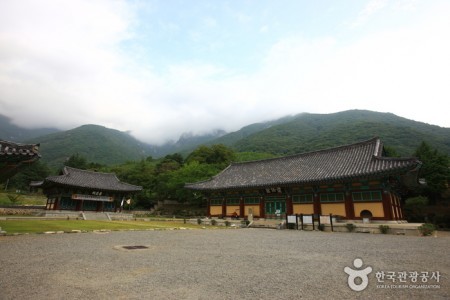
[
  {"left": 211, "top": 219, "right": 217, "bottom": 226},
  {"left": 418, "top": 223, "right": 435, "bottom": 236},
  {"left": 224, "top": 220, "right": 230, "bottom": 227},
  {"left": 379, "top": 225, "right": 390, "bottom": 234},
  {"left": 346, "top": 223, "right": 355, "bottom": 232},
  {"left": 318, "top": 224, "right": 325, "bottom": 231},
  {"left": 404, "top": 196, "right": 429, "bottom": 222},
  {"left": 197, "top": 218, "right": 202, "bottom": 225}
]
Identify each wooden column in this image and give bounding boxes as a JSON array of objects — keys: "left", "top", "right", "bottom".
[
  {"left": 286, "top": 195, "right": 293, "bottom": 215},
  {"left": 221, "top": 198, "right": 226, "bottom": 218},
  {"left": 313, "top": 193, "right": 321, "bottom": 216},
  {"left": 239, "top": 197, "right": 245, "bottom": 218},
  {"left": 207, "top": 198, "right": 211, "bottom": 217},
  {"left": 398, "top": 195, "right": 404, "bottom": 220},
  {"left": 76, "top": 200, "right": 83, "bottom": 211},
  {"left": 344, "top": 190, "right": 355, "bottom": 219},
  {"left": 381, "top": 191, "right": 393, "bottom": 220},
  {"left": 54, "top": 196, "right": 60, "bottom": 210},
  {"left": 260, "top": 196, "right": 265, "bottom": 218}
]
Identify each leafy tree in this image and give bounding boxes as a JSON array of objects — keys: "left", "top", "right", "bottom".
[
  {"left": 64, "top": 153, "right": 88, "bottom": 169},
  {"left": 7, "top": 161, "right": 51, "bottom": 191},
  {"left": 155, "top": 161, "right": 222, "bottom": 205},
  {"left": 165, "top": 153, "right": 184, "bottom": 165},
  {"left": 186, "top": 144, "right": 235, "bottom": 167},
  {"left": 414, "top": 141, "right": 450, "bottom": 203},
  {"left": 383, "top": 146, "right": 399, "bottom": 157},
  {"left": 109, "top": 159, "right": 156, "bottom": 208},
  {"left": 156, "top": 157, "right": 182, "bottom": 174},
  {"left": 404, "top": 196, "right": 429, "bottom": 222}
]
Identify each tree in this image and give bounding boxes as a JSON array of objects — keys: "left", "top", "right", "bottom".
[
  {"left": 7, "top": 161, "right": 51, "bottom": 191},
  {"left": 155, "top": 161, "right": 222, "bottom": 205},
  {"left": 414, "top": 141, "right": 450, "bottom": 203},
  {"left": 186, "top": 144, "right": 235, "bottom": 167},
  {"left": 65, "top": 153, "right": 88, "bottom": 169}
]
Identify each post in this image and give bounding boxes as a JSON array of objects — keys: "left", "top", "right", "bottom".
[
  {"left": 300, "top": 214, "right": 304, "bottom": 231},
  {"left": 330, "top": 213, "right": 334, "bottom": 232},
  {"left": 317, "top": 214, "right": 321, "bottom": 231},
  {"left": 296, "top": 214, "right": 299, "bottom": 230}
]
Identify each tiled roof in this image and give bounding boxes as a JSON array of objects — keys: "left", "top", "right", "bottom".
[
  {"left": 186, "top": 137, "right": 421, "bottom": 191},
  {"left": 0, "top": 140, "right": 40, "bottom": 163},
  {"left": 0, "top": 140, "right": 40, "bottom": 181},
  {"left": 44, "top": 167, "right": 142, "bottom": 192}
]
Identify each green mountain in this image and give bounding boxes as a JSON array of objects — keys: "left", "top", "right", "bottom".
[
  {"left": 8, "top": 109, "right": 449, "bottom": 170},
  {"left": 217, "top": 110, "right": 450, "bottom": 157},
  {"left": 0, "top": 114, "right": 59, "bottom": 142},
  {"left": 27, "top": 125, "right": 152, "bottom": 169}
]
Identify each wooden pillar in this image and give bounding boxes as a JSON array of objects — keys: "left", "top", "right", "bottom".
[
  {"left": 260, "top": 196, "right": 265, "bottom": 218},
  {"left": 392, "top": 195, "right": 398, "bottom": 220},
  {"left": 221, "top": 198, "right": 226, "bottom": 218},
  {"left": 382, "top": 191, "right": 393, "bottom": 220},
  {"left": 286, "top": 195, "right": 293, "bottom": 215},
  {"left": 313, "top": 188, "right": 321, "bottom": 216},
  {"left": 54, "top": 194, "right": 61, "bottom": 210},
  {"left": 398, "top": 195, "right": 404, "bottom": 220},
  {"left": 395, "top": 195, "right": 403, "bottom": 220},
  {"left": 76, "top": 200, "right": 83, "bottom": 211},
  {"left": 344, "top": 190, "right": 355, "bottom": 219},
  {"left": 97, "top": 201, "right": 103, "bottom": 212},
  {"left": 239, "top": 197, "right": 244, "bottom": 218},
  {"left": 207, "top": 198, "right": 211, "bottom": 217}
]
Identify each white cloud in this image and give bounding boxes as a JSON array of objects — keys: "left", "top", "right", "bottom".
[
  {"left": 0, "top": 0, "right": 449, "bottom": 146},
  {"left": 351, "top": 0, "right": 388, "bottom": 28}
]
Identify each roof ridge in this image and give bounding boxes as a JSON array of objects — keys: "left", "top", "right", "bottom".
[
  {"left": 64, "top": 166, "right": 117, "bottom": 176},
  {"left": 231, "top": 137, "right": 380, "bottom": 166}
]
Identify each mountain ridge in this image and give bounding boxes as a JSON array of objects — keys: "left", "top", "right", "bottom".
[{"left": 2, "top": 110, "right": 449, "bottom": 169}]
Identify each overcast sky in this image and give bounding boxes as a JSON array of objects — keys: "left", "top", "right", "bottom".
[{"left": 0, "top": 0, "right": 449, "bottom": 145}]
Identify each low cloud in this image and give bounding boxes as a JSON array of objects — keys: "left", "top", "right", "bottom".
[{"left": 0, "top": 0, "right": 449, "bottom": 145}]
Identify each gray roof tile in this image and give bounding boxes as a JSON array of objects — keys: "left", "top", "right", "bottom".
[
  {"left": 186, "top": 138, "right": 421, "bottom": 191},
  {"left": 0, "top": 140, "right": 40, "bottom": 162},
  {"left": 45, "top": 167, "right": 142, "bottom": 192}
]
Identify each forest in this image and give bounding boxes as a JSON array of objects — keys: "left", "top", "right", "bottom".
[{"left": 3, "top": 141, "right": 449, "bottom": 228}]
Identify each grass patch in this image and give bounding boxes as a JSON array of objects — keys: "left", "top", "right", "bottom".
[
  {"left": 0, "top": 219, "right": 216, "bottom": 234},
  {"left": 0, "top": 192, "right": 46, "bottom": 206}
]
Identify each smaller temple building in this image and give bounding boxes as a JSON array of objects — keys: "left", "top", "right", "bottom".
[
  {"left": 0, "top": 140, "right": 40, "bottom": 182},
  {"left": 38, "top": 166, "right": 142, "bottom": 212},
  {"left": 186, "top": 138, "right": 422, "bottom": 221}
]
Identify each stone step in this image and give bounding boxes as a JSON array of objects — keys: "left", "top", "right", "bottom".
[
  {"left": 250, "top": 219, "right": 285, "bottom": 229},
  {"left": 82, "top": 212, "right": 110, "bottom": 221}
]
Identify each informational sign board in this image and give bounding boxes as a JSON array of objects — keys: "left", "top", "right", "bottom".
[
  {"left": 287, "top": 215, "right": 297, "bottom": 224},
  {"left": 320, "top": 215, "right": 331, "bottom": 224},
  {"left": 303, "top": 215, "right": 313, "bottom": 224}
]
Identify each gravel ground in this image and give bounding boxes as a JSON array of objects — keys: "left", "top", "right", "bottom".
[{"left": 0, "top": 229, "right": 448, "bottom": 300}]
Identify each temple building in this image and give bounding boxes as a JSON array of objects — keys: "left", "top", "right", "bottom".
[
  {"left": 38, "top": 166, "right": 142, "bottom": 211},
  {"left": 0, "top": 140, "right": 40, "bottom": 182},
  {"left": 186, "top": 138, "right": 422, "bottom": 221}
]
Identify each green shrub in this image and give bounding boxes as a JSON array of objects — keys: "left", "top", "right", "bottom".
[
  {"left": 418, "top": 223, "right": 435, "bottom": 236},
  {"left": 224, "top": 220, "right": 230, "bottom": 227},
  {"left": 404, "top": 196, "right": 429, "bottom": 222},
  {"left": 379, "top": 225, "right": 390, "bottom": 234},
  {"left": 197, "top": 218, "right": 202, "bottom": 225},
  {"left": 211, "top": 219, "right": 217, "bottom": 226},
  {"left": 346, "top": 223, "right": 355, "bottom": 232}
]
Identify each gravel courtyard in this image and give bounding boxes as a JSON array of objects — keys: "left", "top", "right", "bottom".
[{"left": 0, "top": 229, "right": 448, "bottom": 299}]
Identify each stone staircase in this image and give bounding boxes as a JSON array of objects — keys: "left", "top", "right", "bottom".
[
  {"left": 81, "top": 212, "right": 111, "bottom": 221},
  {"left": 249, "top": 219, "right": 286, "bottom": 229}
]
